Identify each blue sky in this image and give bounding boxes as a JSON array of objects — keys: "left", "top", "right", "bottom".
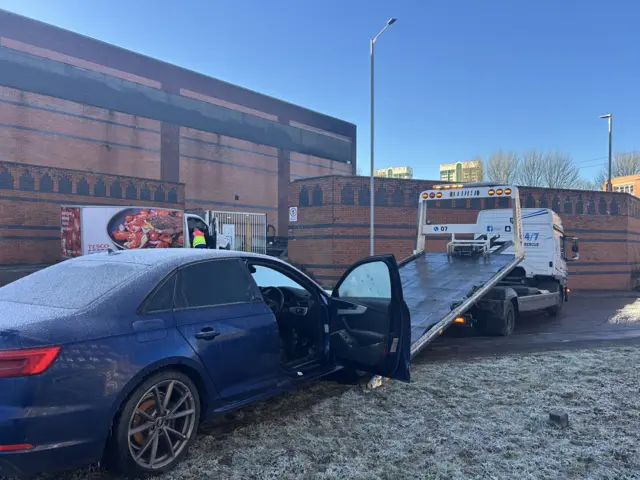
[{"left": 1, "top": 0, "right": 638, "bottom": 181}]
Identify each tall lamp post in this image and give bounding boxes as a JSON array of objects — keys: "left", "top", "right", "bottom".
[
  {"left": 369, "top": 17, "right": 397, "bottom": 256},
  {"left": 600, "top": 113, "right": 613, "bottom": 192}
]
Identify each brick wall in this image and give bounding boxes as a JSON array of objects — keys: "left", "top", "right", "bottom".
[
  {"left": 288, "top": 175, "right": 640, "bottom": 291},
  {"left": 1, "top": 17, "right": 357, "bottom": 245},
  {"left": 0, "top": 86, "right": 162, "bottom": 179},
  {"left": 0, "top": 160, "right": 184, "bottom": 267}
]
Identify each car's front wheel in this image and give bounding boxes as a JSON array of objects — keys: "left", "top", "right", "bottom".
[{"left": 106, "top": 370, "right": 201, "bottom": 476}]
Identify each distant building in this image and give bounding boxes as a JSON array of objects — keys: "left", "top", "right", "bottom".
[
  {"left": 374, "top": 166, "right": 414, "bottom": 179},
  {"left": 609, "top": 174, "right": 639, "bottom": 196},
  {"left": 439, "top": 160, "right": 483, "bottom": 183}
]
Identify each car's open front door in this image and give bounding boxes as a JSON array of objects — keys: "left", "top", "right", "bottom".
[{"left": 329, "top": 254, "right": 410, "bottom": 382}]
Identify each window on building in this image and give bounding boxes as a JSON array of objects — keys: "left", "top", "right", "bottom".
[
  {"left": 440, "top": 169, "right": 454, "bottom": 181},
  {"left": 614, "top": 184, "right": 634, "bottom": 194}
]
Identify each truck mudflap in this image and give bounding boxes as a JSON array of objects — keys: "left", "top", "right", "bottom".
[{"left": 367, "top": 251, "right": 524, "bottom": 389}]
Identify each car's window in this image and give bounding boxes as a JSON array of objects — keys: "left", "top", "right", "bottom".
[
  {"left": 250, "top": 264, "right": 305, "bottom": 290},
  {"left": 337, "top": 261, "right": 391, "bottom": 299},
  {"left": 142, "top": 272, "right": 177, "bottom": 313},
  {"left": 175, "top": 259, "right": 254, "bottom": 309},
  {"left": 0, "top": 259, "right": 147, "bottom": 309}
]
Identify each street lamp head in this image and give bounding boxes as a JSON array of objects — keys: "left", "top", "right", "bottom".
[
  {"left": 387, "top": 18, "right": 397, "bottom": 26},
  {"left": 600, "top": 114, "right": 612, "bottom": 119}
]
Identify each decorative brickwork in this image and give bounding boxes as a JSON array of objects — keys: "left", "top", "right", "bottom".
[
  {"left": 0, "top": 160, "right": 184, "bottom": 267},
  {"left": 289, "top": 176, "right": 640, "bottom": 290}
]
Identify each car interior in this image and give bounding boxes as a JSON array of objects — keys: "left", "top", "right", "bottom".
[{"left": 247, "top": 262, "right": 325, "bottom": 369}]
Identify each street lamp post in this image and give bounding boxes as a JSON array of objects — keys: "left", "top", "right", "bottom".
[
  {"left": 600, "top": 114, "right": 613, "bottom": 192},
  {"left": 369, "top": 17, "right": 397, "bottom": 256}
]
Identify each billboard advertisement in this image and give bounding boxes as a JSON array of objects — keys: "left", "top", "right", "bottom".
[{"left": 62, "top": 207, "right": 185, "bottom": 256}]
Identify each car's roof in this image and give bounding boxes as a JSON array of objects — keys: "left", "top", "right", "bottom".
[{"left": 73, "top": 249, "right": 304, "bottom": 277}]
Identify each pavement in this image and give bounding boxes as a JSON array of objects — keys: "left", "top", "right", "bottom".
[{"left": 417, "top": 293, "right": 640, "bottom": 363}]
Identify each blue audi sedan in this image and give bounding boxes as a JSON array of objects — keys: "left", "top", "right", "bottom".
[{"left": 0, "top": 249, "right": 410, "bottom": 477}]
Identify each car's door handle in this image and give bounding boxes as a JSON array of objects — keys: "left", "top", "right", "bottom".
[
  {"left": 194, "top": 328, "right": 221, "bottom": 340},
  {"left": 337, "top": 304, "right": 367, "bottom": 315}
]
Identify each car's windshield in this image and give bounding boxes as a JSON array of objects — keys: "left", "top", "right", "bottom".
[{"left": 0, "top": 260, "right": 147, "bottom": 309}]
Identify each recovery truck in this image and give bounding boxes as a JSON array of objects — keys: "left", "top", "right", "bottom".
[{"left": 367, "top": 183, "right": 579, "bottom": 388}]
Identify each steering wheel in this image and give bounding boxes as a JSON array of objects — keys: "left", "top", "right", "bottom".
[{"left": 261, "top": 287, "right": 285, "bottom": 313}]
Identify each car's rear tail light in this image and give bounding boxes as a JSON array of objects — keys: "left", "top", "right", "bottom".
[
  {"left": 0, "top": 346, "right": 61, "bottom": 378},
  {"left": 0, "top": 444, "right": 33, "bottom": 452}
]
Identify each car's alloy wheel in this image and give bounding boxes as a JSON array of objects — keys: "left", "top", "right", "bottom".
[
  {"left": 128, "top": 379, "right": 197, "bottom": 470},
  {"left": 107, "top": 370, "right": 201, "bottom": 476}
]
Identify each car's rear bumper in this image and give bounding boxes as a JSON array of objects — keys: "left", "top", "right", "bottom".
[
  {"left": 0, "top": 439, "right": 104, "bottom": 478},
  {"left": 0, "top": 401, "right": 109, "bottom": 477}
]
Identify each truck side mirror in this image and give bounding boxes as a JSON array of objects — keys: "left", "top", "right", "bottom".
[{"left": 570, "top": 238, "right": 579, "bottom": 261}]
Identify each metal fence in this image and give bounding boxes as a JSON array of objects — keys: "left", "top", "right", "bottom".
[{"left": 210, "top": 211, "right": 267, "bottom": 255}]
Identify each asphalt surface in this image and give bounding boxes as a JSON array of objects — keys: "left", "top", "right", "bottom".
[{"left": 416, "top": 291, "right": 640, "bottom": 363}]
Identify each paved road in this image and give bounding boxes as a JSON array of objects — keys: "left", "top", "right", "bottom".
[{"left": 416, "top": 292, "right": 640, "bottom": 363}]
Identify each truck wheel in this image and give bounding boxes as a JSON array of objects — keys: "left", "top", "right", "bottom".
[
  {"left": 482, "top": 301, "right": 516, "bottom": 337},
  {"left": 546, "top": 287, "right": 564, "bottom": 317}
]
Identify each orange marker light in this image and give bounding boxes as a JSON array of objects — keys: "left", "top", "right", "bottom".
[
  {"left": 496, "top": 189, "right": 504, "bottom": 195},
  {"left": 504, "top": 188, "right": 512, "bottom": 195},
  {"left": 436, "top": 192, "right": 442, "bottom": 198},
  {"left": 422, "top": 193, "right": 428, "bottom": 199},
  {"left": 454, "top": 317, "right": 465, "bottom": 324},
  {"left": 488, "top": 189, "right": 495, "bottom": 196},
  {"left": 444, "top": 185, "right": 451, "bottom": 190}
]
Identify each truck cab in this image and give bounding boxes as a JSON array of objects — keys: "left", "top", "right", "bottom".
[{"left": 475, "top": 208, "right": 579, "bottom": 286}]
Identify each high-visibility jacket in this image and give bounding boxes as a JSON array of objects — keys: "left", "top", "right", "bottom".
[{"left": 192, "top": 229, "right": 206, "bottom": 248}]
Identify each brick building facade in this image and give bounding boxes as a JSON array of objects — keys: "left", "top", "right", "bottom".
[
  {"left": 288, "top": 175, "right": 640, "bottom": 291},
  {"left": 0, "top": 9, "right": 356, "bottom": 270}
]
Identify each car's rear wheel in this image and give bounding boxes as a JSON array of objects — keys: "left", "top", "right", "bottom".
[{"left": 106, "top": 370, "right": 200, "bottom": 476}]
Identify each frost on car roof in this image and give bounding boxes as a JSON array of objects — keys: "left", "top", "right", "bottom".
[
  {"left": 0, "top": 259, "right": 148, "bottom": 309},
  {"left": 78, "top": 248, "right": 259, "bottom": 266}
]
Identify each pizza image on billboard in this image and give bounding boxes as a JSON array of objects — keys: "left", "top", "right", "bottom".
[{"left": 107, "top": 208, "right": 184, "bottom": 250}]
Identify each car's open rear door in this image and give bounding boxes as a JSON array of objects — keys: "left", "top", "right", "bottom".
[{"left": 329, "top": 254, "right": 411, "bottom": 382}]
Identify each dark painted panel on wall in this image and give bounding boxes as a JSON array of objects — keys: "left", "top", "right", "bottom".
[
  {"left": 39, "top": 173, "right": 53, "bottom": 192},
  {"left": 0, "top": 9, "right": 356, "bottom": 143},
  {"left": 0, "top": 47, "right": 352, "bottom": 164}
]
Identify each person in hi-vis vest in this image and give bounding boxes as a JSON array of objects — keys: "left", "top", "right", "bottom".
[{"left": 191, "top": 228, "right": 207, "bottom": 249}]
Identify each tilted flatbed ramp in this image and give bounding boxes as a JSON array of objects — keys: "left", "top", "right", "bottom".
[
  {"left": 402, "top": 252, "right": 517, "bottom": 346},
  {"left": 366, "top": 182, "right": 525, "bottom": 389},
  {"left": 366, "top": 252, "right": 523, "bottom": 389}
]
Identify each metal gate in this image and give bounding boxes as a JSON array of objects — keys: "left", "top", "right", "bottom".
[{"left": 209, "top": 211, "right": 267, "bottom": 254}]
